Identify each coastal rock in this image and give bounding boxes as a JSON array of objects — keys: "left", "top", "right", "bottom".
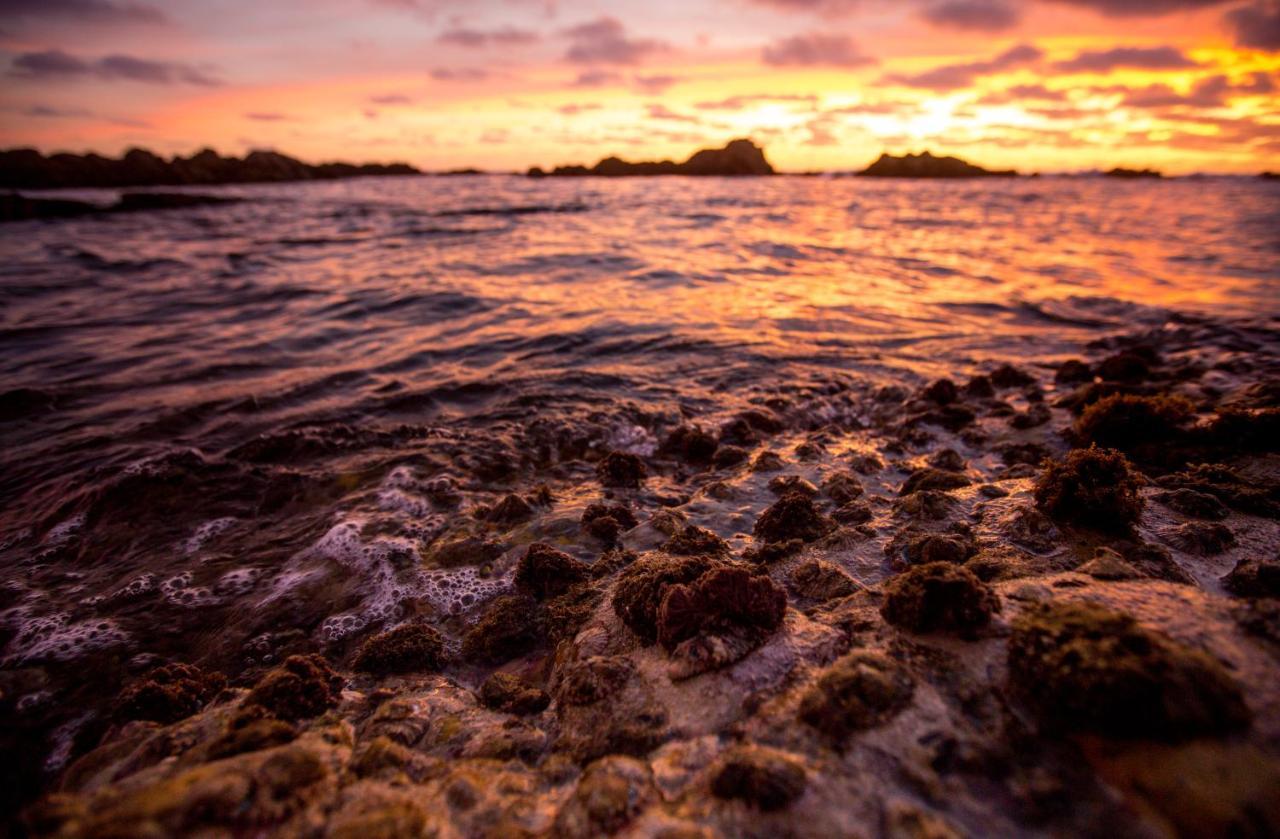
[
  {"left": 530, "top": 139, "right": 774, "bottom": 178},
  {"left": 859, "top": 151, "right": 1017, "bottom": 178}
]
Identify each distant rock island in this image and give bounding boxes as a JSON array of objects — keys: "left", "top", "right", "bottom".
[
  {"left": 528, "top": 139, "right": 774, "bottom": 177},
  {"left": 1105, "top": 167, "right": 1163, "bottom": 179},
  {"left": 858, "top": 151, "right": 1018, "bottom": 178},
  {"left": 0, "top": 147, "right": 419, "bottom": 190}
]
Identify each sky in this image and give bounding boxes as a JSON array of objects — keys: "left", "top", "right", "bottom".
[{"left": 1, "top": 0, "right": 1278, "bottom": 173}]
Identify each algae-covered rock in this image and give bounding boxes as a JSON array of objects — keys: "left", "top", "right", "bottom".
[
  {"left": 597, "top": 451, "right": 647, "bottom": 488},
  {"left": 115, "top": 662, "right": 226, "bottom": 725},
  {"left": 461, "top": 594, "right": 543, "bottom": 664},
  {"left": 900, "top": 468, "right": 970, "bottom": 496},
  {"left": 351, "top": 624, "right": 445, "bottom": 676},
  {"left": 612, "top": 554, "right": 721, "bottom": 643},
  {"left": 753, "top": 492, "right": 836, "bottom": 544},
  {"left": 709, "top": 744, "right": 807, "bottom": 811},
  {"left": 552, "top": 755, "right": 654, "bottom": 839},
  {"left": 1007, "top": 601, "right": 1251, "bottom": 740},
  {"left": 515, "top": 542, "right": 590, "bottom": 600},
  {"left": 243, "top": 654, "right": 343, "bottom": 721},
  {"left": 789, "top": 559, "right": 862, "bottom": 603},
  {"left": 205, "top": 706, "right": 298, "bottom": 761},
  {"left": 1074, "top": 393, "right": 1194, "bottom": 452},
  {"left": 479, "top": 672, "right": 550, "bottom": 715},
  {"left": 799, "top": 650, "right": 914, "bottom": 743},
  {"left": 555, "top": 655, "right": 636, "bottom": 706},
  {"left": 655, "top": 566, "right": 787, "bottom": 651},
  {"left": 662, "top": 525, "right": 732, "bottom": 558},
  {"left": 1223, "top": 556, "right": 1280, "bottom": 598},
  {"left": 582, "top": 503, "right": 638, "bottom": 544},
  {"left": 881, "top": 562, "right": 1000, "bottom": 637},
  {"left": 1034, "top": 447, "right": 1144, "bottom": 533}
]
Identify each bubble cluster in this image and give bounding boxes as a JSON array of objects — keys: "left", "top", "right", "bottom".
[
  {"left": 183, "top": 517, "right": 238, "bottom": 555},
  {"left": 213, "top": 567, "right": 262, "bottom": 596},
  {"left": 3, "top": 609, "right": 129, "bottom": 665},
  {"left": 160, "top": 571, "right": 219, "bottom": 607},
  {"left": 44, "top": 514, "right": 85, "bottom": 545},
  {"left": 607, "top": 423, "right": 658, "bottom": 457}
]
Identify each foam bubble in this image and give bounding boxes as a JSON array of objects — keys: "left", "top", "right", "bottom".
[
  {"left": 160, "top": 571, "right": 219, "bottom": 608},
  {"left": 45, "top": 514, "right": 85, "bottom": 545},
  {"left": 213, "top": 567, "right": 261, "bottom": 596},
  {"left": 184, "top": 517, "right": 238, "bottom": 554},
  {"left": 3, "top": 609, "right": 129, "bottom": 665},
  {"left": 607, "top": 423, "right": 658, "bottom": 457}
]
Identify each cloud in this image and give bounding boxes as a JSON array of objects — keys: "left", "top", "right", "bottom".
[
  {"left": 1042, "top": 0, "right": 1234, "bottom": 16},
  {"left": 8, "top": 48, "right": 221, "bottom": 84},
  {"left": 561, "top": 17, "right": 668, "bottom": 65},
  {"left": 761, "top": 32, "right": 876, "bottom": 67},
  {"left": 0, "top": 0, "right": 164, "bottom": 24},
  {"left": 437, "top": 26, "right": 539, "bottom": 47},
  {"left": 1053, "top": 45, "right": 1197, "bottom": 72},
  {"left": 430, "top": 67, "right": 489, "bottom": 81},
  {"left": 1122, "top": 72, "right": 1277, "bottom": 107},
  {"left": 21, "top": 103, "right": 91, "bottom": 117},
  {"left": 695, "top": 93, "right": 819, "bottom": 110},
  {"left": 645, "top": 103, "right": 702, "bottom": 123},
  {"left": 744, "top": 0, "right": 865, "bottom": 16},
  {"left": 245, "top": 112, "right": 294, "bottom": 121},
  {"left": 1225, "top": 1, "right": 1280, "bottom": 51},
  {"left": 571, "top": 69, "right": 623, "bottom": 86},
  {"left": 978, "top": 82, "right": 1071, "bottom": 103},
  {"left": 369, "top": 93, "right": 413, "bottom": 105},
  {"left": 921, "top": 1, "right": 1020, "bottom": 31},
  {"left": 883, "top": 42, "right": 1041, "bottom": 89},
  {"left": 556, "top": 102, "right": 602, "bottom": 115},
  {"left": 633, "top": 73, "right": 681, "bottom": 94}
]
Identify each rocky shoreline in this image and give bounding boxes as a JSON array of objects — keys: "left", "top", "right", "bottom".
[{"left": 11, "top": 317, "right": 1280, "bottom": 838}]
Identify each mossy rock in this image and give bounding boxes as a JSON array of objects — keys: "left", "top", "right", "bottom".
[
  {"left": 612, "top": 554, "right": 721, "bottom": 643},
  {"left": 242, "top": 654, "right": 342, "bottom": 721},
  {"left": 514, "top": 543, "right": 590, "bottom": 600},
  {"left": 880, "top": 562, "right": 1000, "bottom": 637},
  {"left": 799, "top": 650, "right": 914, "bottom": 743},
  {"left": 461, "top": 594, "right": 543, "bottom": 664},
  {"left": 351, "top": 624, "right": 445, "bottom": 676},
  {"left": 710, "top": 744, "right": 807, "bottom": 811},
  {"left": 115, "top": 662, "right": 226, "bottom": 725},
  {"left": 1007, "top": 601, "right": 1250, "bottom": 740},
  {"left": 1034, "top": 446, "right": 1144, "bottom": 534},
  {"left": 753, "top": 492, "right": 835, "bottom": 545}
]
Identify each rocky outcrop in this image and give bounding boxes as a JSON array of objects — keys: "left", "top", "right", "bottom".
[
  {"left": 1105, "top": 167, "right": 1163, "bottom": 178},
  {"left": 528, "top": 139, "right": 774, "bottom": 177},
  {"left": 0, "top": 146, "right": 418, "bottom": 190},
  {"left": 858, "top": 151, "right": 1018, "bottom": 178},
  {"left": 1, "top": 190, "right": 240, "bottom": 222}
]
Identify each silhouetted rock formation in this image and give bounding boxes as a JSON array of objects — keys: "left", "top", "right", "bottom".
[
  {"left": 528, "top": 139, "right": 773, "bottom": 177},
  {"left": 1260, "top": 171, "right": 1278, "bottom": 180},
  {"left": 1105, "top": 167, "right": 1163, "bottom": 179},
  {"left": 0, "top": 147, "right": 419, "bottom": 190},
  {"left": 859, "top": 151, "right": 1017, "bottom": 178},
  {"left": 1, "top": 191, "right": 240, "bottom": 222}
]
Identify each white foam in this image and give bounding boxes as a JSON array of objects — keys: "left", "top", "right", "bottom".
[
  {"left": 184, "top": 517, "right": 238, "bottom": 554},
  {"left": 607, "top": 423, "right": 658, "bottom": 457},
  {"left": 160, "top": 571, "right": 219, "bottom": 608},
  {"left": 213, "top": 567, "right": 262, "bottom": 596},
  {"left": 2, "top": 609, "right": 129, "bottom": 665},
  {"left": 45, "top": 514, "right": 85, "bottom": 545}
]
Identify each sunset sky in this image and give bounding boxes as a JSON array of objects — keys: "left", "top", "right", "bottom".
[{"left": 1, "top": 0, "right": 1278, "bottom": 173}]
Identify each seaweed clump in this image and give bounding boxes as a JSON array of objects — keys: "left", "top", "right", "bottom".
[
  {"left": 1223, "top": 556, "right": 1280, "bottom": 599},
  {"left": 514, "top": 543, "right": 590, "bottom": 600},
  {"left": 798, "top": 650, "right": 914, "bottom": 743},
  {"left": 596, "top": 451, "right": 646, "bottom": 488},
  {"left": 709, "top": 745, "right": 808, "bottom": 811},
  {"left": 656, "top": 566, "right": 787, "bottom": 651},
  {"left": 1034, "top": 446, "right": 1144, "bottom": 533},
  {"left": 1074, "top": 393, "right": 1194, "bottom": 452},
  {"left": 242, "top": 654, "right": 343, "bottom": 721},
  {"left": 461, "top": 594, "right": 543, "bottom": 664},
  {"left": 1008, "top": 601, "right": 1251, "bottom": 740},
  {"left": 662, "top": 524, "right": 731, "bottom": 558},
  {"left": 753, "top": 492, "right": 835, "bottom": 545},
  {"left": 479, "top": 672, "right": 550, "bottom": 715},
  {"left": 880, "top": 562, "right": 1000, "bottom": 637},
  {"left": 115, "top": 663, "right": 227, "bottom": 725},
  {"left": 350, "top": 624, "right": 444, "bottom": 676},
  {"left": 661, "top": 424, "right": 718, "bottom": 463},
  {"left": 581, "top": 503, "right": 638, "bottom": 544},
  {"left": 612, "top": 554, "right": 721, "bottom": 643}
]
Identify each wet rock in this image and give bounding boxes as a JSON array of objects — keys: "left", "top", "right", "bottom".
[
  {"left": 1055, "top": 359, "right": 1094, "bottom": 384},
  {"left": 712, "top": 445, "right": 750, "bottom": 469},
  {"left": 1074, "top": 393, "right": 1194, "bottom": 452},
  {"left": 204, "top": 706, "right": 298, "bottom": 761},
  {"left": 750, "top": 451, "right": 785, "bottom": 472},
  {"left": 1007, "top": 601, "right": 1250, "bottom": 739},
  {"left": 597, "top": 451, "right": 646, "bottom": 488},
  {"left": 917, "top": 404, "right": 976, "bottom": 431},
  {"left": 799, "top": 650, "right": 914, "bottom": 743},
  {"left": 612, "top": 554, "right": 721, "bottom": 643},
  {"left": 114, "top": 663, "right": 226, "bottom": 725},
  {"left": 927, "top": 449, "right": 966, "bottom": 472},
  {"left": 881, "top": 563, "right": 1000, "bottom": 637},
  {"left": 900, "top": 468, "right": 970, "bottom": 495},
  {"left": 242, "top": 654, "right": 343, "bottom": 721},
  {"left": 1034, "top": 447, "right": 1144, "bottom": 534},
  {"left": 555, "top": 655, "right": 636, "bottom": 706},
  {"left": 754, "top": 492, "right": 836, "bottom": 544},
  {"left": 662, "top": 525, "right": 732, "bottom": 558},
  {"left": 656, "top": 566, "right": 787, "bottom": 652},
  {"left": 461, "top": 594, "right": 543, "bottom": 664},
  {"left": 515, "top": 543, "right": 590, "bottom": 600},
  {"left": 849, "top": 453, "right": 885, "bottom": 474},
  {"left": 424, "top": 534, "right": 504, "bottom": 569},
  {"left": 1205, "top": 407, "right": 1280, "bottom": 453},
  {"left": 581, "top": 503, "right": 639, "bottom": 544},
  {"left": 709, "top": 744, "right": 807, "bottom": 811},
  {"left": 902, "top": 531, "right": 977, "bottom": 566},
  {"left": 591, "top": 547, "right": 636, "bottom": 579},
  {"left": 351, "top": 624, "right": 445, "bottom": 676},
  {"left": 1117, "top": 540, "right": 1193, "bottom": 585},
  {"left": 789, "top": 559, "right": 862, "bottom": 603},
  {"left": 486, "top": 493, "right": 535, "bottom": 525},
  {"left": 965, "top": 375, "right": 996, "bottom": 399},
  {"left": 552, "top": 755, "right": 653, "bottom": 839},
  {"left": 1010, "top": 403, "right": 1052, "bottom": 430},
  {"left": 1154, "top": 488, "right": 1228, "bottom": 520},
  {"left": 1098, "top": 350, "right": 1153, "bottom": 382},
  {"left": 1000, "top": 442, "right": 1051, "bottom": 467},
  {"left": 1171, "top": 521, "right": 1235, "bottom": 555},
  {"left": 768, "top": 475, "right": 818, "bottom": 498},
  {"left": 742, "top": 538, "right": 804, "bottom": 565},
  {"left": 991, "top": 364, "right": 1035, "bottom": 389},
  {"left": 832, "top": 500, "right": 873, "bottom": 525},
  {"left": 1155, "top": 464, "right": 1280, "bottom": 519},
  {"left": 821, "top": 471, "right": 864, "bottom": 505},
  {"left": 923, "top": 379, "right": 959, "bottom": 405},
  {"left": 1223, "top": 556, "right": 1280, "bottom": 598},
  {"left": 893, "top": 490, "right": 957, "bottom": 521},
  {"left": 479, "top": 672, "right": 550, "bottom": 715},
  {"left": 1077, "top": 548, "right": 1145, "bottom": 581},
  {"left": 661, "top": 424, "right": 719, "bottom": 463}
]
